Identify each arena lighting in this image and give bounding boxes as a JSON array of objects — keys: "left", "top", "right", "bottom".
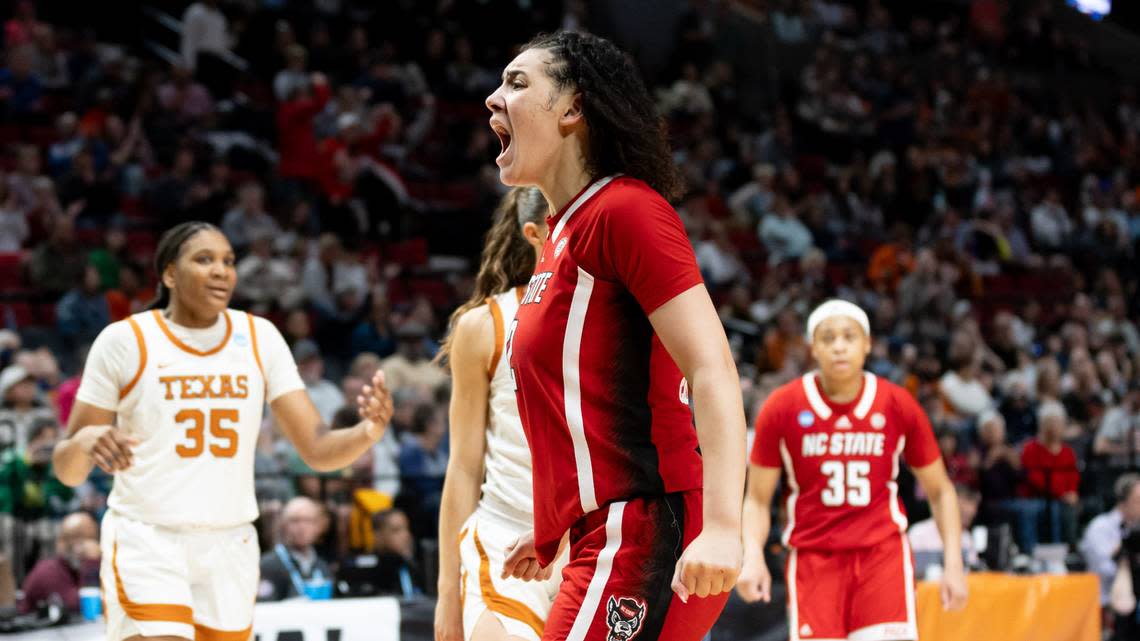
[{"left": 1067, "top": 0, "right": 1112, "bottom": 21}]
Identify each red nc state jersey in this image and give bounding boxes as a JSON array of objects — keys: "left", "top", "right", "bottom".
[
  {"left": 508, "top": 176, "right": 706, "bottom": 565},
  {"left": 751, "top": 372, "right": 941, "bottom": 551}
]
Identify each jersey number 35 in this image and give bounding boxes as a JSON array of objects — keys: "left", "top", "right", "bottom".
[{"left": 175, "top": 408, "right": 239, "bottom": 458}]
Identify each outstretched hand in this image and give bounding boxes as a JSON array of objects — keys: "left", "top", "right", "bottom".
[{"left": 357, "top": 370, "right": 394, "bottom": 440}]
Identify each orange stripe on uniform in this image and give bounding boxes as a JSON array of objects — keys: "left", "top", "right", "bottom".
[
  {"left": 246, "top": 313, "right": 264, "bottom": 377},
  {"left": 245, "top": 312, "right": 268, "bottom": 396},
  {"left": 120, "top": 316, "right": 148, "bottom": 399},
  {"left": 486, "top": 298, "right": 505, "bottom": 379},
  {"left": 152, "top": 309, "right": 233, "bottom": 356},
  {"left": 112, "top": 541, "right": 194, "bottom": 625},
  {"left": 195, "top": 622, "right": 253, "bottom": 641},
  {"left": 474, "top": 527, "right": 545, "bottom": 638}
]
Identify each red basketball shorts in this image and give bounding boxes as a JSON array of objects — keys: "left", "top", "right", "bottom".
[
  {"left": 786, "top": 532, "right": 917, "bottom": 641},
  {"left": 542, "top": 490, "right": 729, "bottom": 641}
]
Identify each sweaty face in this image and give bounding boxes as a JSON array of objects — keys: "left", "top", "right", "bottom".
[
  {"left": 165, "top": 230, "right": 237, "bottom": 318},
  {"left": 810, "top": 316, "right": 870, "bottom": 380},
  {"left": 486, "top": 48, "right": 576, "bottom": 187}
]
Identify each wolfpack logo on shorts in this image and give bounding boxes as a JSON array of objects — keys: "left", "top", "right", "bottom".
[{"left": 606, "top": 596, "right": 646, "bottom": 641}]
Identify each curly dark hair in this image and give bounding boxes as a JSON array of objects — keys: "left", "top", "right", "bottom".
[{"left": 523, "top": 30, "right": 683, "bottom": 201}]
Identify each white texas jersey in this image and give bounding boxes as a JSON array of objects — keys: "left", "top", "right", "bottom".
[
  {"left": 105, "top": 309, "right": 269, "bottom": 529},
  {"left": 478, "top": 287, "right": 535, "bottom": 527}
]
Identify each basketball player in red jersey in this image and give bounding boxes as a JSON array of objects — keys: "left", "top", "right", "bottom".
[
  {"left": 738, "top": 300, "right": 968, "bottom": 641},
  {"left": 486, "top": 31, "right": 746, "bottom": 641}
]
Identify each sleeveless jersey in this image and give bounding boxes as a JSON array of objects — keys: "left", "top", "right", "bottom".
[
  {"left": 108, "top": 309, "right": 267, "bottom": 529},
  {"left": 478, "top": 286, "right": 534, "bottom": 528}
]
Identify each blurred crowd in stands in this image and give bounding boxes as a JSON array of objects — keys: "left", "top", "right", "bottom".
[{"left": 1, "top": 0, "right": 1139, "bottom": 629}]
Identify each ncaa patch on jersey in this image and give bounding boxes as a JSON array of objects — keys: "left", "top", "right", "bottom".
[
  {"left": 233, "top": 333, "right": 249, "bottom": 347},
  {"left": 871, "top": 412, "right": 886, "bottom": 429},
  {"left": 798, "top": 410, "right": 814, "bottom": 428},
  {"left": 554, "top": 237, "right": 569, "bottom": 257}
]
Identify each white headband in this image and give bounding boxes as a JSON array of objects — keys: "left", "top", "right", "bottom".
[{"left": 806, "top": 299, "right": 871, "bottom": 340}]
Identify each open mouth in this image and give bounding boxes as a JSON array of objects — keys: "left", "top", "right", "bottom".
[{"left": 491, "top": 121, "right": 512, "bottom": 162}]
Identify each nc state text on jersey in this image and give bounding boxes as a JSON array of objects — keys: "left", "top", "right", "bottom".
[
  {"left": 801, "top": 432, "right": 887, "bottom": 457},
  {"left": 521, "top": 272, "right": 554, "bottom": 305}
]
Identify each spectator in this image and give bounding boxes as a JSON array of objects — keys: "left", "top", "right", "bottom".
[
  {"left": 351, "top": 296, "right": 397, "bottom": 359},
  {"left": 27, "top": 216, "right": 85, "bottom": 298},
  {"left": 105, "top": 262, "right": 149, "bottom": 322},
  {"left": 0, "top": 45, "right": 43, "bottom": 119},
  {"left": 727, "top": 163, "right": 777, "bottom": 225},
  {"left": 694, "top": 220, "right": 746, "bottom": 288},
  {"left": 0, "top": 365, "right": 55, "bottom": 451},
  {"left": 758, "top": 195, "right": 814, "bottom": 265},
  {"left": 3, "top": 1, "right": 39, "bottom": 48},
  {"left": 1030, "top": 189, "right": 1073, "bottom": 253},
  {"left": 6, "top": 144, "right": 42, "bottom": 214},
  {"left": 180, "top": 0, "right": 229, "bottom": 72},
  {"left": 1095, "top": 383, "right": 1140, "bottom": 468},
  {"left": 258, "top": 497, "right": 332, "bottom": 601},
  {"left": 0, "top": 417, "right": 76, "bottom": 519},
  {"left": 757, "top": 308, "right": 808, "bottom": 374},
  {"left": 156, "top": 64, "right": 215, "bottom": 126},
  {"left": 235, "top": 231, "right": 302, "bottom": 313},
  {"left": 938, "top": 428, "right": 979, "bottom": 489},
  {"left": 221, "top": 182, "right": 281, "bottom": 252},
  {"left": 86, "top": 227, "right": 128, "bottom": 290},
  {"left": 301, "top": 234, "right": 368, "bottom": 314},
  {"left": 145, "top": 147, "right": 197, "bottom": 222},
  {"left": 292, "top": 339, "right": 344, "bottom": 426},
  {"left": 998, "top": 375, "right": 1038, "bottom": 446},
  {"left": 57, "top": 145, "right": 121, "bottom": 228},
  {"left": 977, "top": 410, "right": 1021, "bottom": 528},
  {"left": 16, "top": 512, "right": 99, "bottom": 615},
  {"left": 1081, "top": 473, "right": 1140, "bottom": 605},
  {"left": 909, "top": 484, "right": 981, "bottom": 567},
  {"left": 53, "top": 344, "right": 90, "bottom": 426},
  {"left": 56, "top": 264, "right": 111, "bottom": 350},
  {"left": 274, "top": 45, "right": 309, "bottom": 102},
  {"left": 939, "top": 332, "right": 995, "bottom": 421},
  {"left": 1018, "top": 401, "right": 1081, "bottom": 550},
  {"left": 379, "top": 322, "right": 448, "bottom": 393},
  {"left": 336, "top": 508, "right": 422, "bottom": 597},
  {"left": 277, "top": 73, "right": 331, "bottom": 185},
  {"left": 0, "top": 178, "right": 28, "bottom": 251},
  {"left": 397, "top": 403, "right": 447, "bottom": 537}
]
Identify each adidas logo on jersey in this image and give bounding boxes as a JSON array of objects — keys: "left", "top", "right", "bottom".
[
  {"left": 799, "top": 623, "right": 813, "bottom": 637},
  {"left": 835, "top": 415, "right": 852, "bottom": 429}
]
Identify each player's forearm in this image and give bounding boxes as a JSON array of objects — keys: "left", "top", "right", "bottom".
[
  {"left": 437, "top": 463, "right": 482, "bottom": 592},
  {"left": 742, "top": 495, "right": 771, "bottom": 565},
  {"left": 691, "top": 362, "right": 747, "bottom": 530},
  {"left": 301, "top": 421, "right": 380, "bottom": 472},
  {"left": 52, "top": 435, "right": 96, "bottom": 487},
  {"left": 929, "top": 484, "right": 964, "bottom": 571}
]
